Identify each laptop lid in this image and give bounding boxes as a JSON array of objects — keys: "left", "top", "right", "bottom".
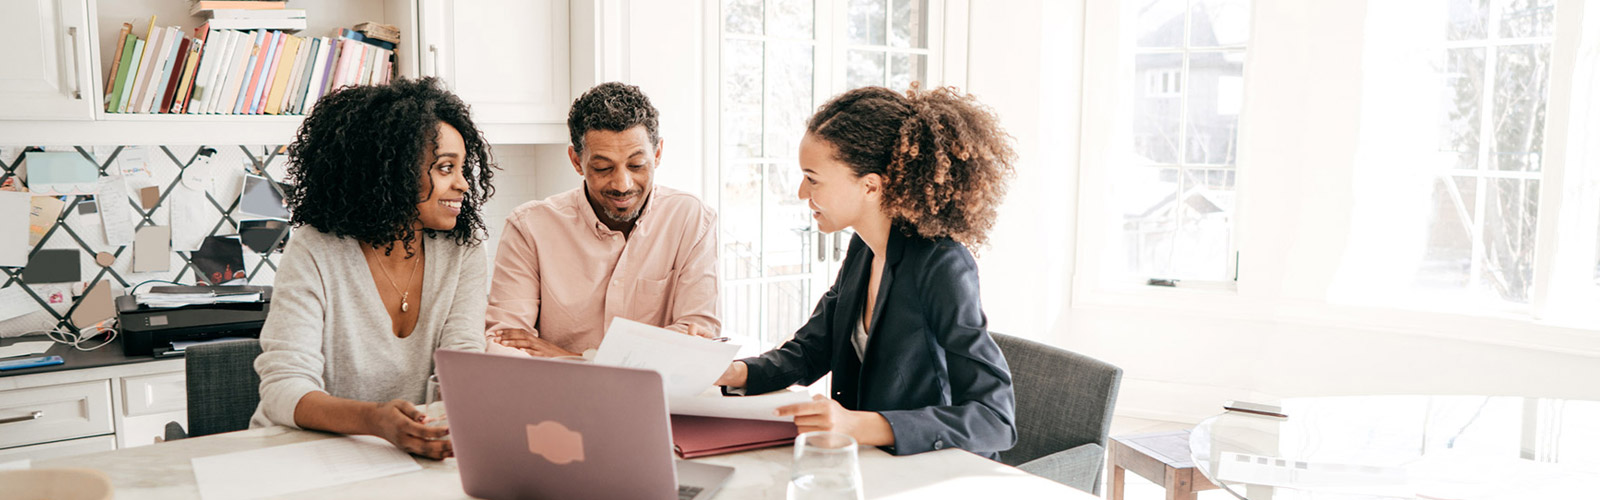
[{"left": 436, "top": 350, "right": 681, "bottom": 500}]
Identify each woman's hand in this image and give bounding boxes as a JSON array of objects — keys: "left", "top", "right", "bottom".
[
  {"left": 365, "top": 399, "right": 452, "bottom": 460},
  {"left": 776, "top": 395, "right": 894, "bottom": 447},
  {"left": 714, "top": 361, "right": 748, "bottom": 388},
  {"left": 489, "top": 329, "right": 580, "bottom": 358}
]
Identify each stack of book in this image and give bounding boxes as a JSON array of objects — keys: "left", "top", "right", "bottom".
[{"left": 103, "top": 13, "right": 398, "bottom": 115}]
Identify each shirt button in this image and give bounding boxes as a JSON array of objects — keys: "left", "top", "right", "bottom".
[{"left": 933, "top": 438, "right": 944, "bottom": 450}]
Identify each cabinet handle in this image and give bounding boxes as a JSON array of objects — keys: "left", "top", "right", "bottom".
[
  {"left": 0, "top": 411, "right": 43, "bottom": 425},
  {"left": 67, "top": 27, "right": 82, "bottom": 100},
  {"left": 428, "top": 44, "right": 441, "bottom": 77}
]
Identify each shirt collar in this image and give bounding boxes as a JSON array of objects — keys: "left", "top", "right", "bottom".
[{"left": 575, "top": 185, "right": 659, "bottom": 239}]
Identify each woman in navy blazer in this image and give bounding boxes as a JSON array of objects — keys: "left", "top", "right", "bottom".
[{"left": 716, "top": 85, "right": 1018, "bottom": 458}]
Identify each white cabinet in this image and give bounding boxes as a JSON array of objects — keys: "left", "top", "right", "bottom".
[
  {"left": 0, "top": 359, "right": 183, "bottom": 461},
  {"left": 419, "top": 0, "right": 571, "bottom": 129},
  {"left": 0, "top": 0, "right": 96, "bottom": 120}
]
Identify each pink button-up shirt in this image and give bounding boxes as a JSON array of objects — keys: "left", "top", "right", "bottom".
[{"left": 485, "top": 185, "right": 720, "bottom": 353}]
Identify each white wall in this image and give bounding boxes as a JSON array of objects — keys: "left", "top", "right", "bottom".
[{"left": 967, "top": 0, "right": 1600, "bottom": 423}]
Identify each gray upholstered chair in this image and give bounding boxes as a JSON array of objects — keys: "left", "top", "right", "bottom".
[
  {"left": 992, "top": 332, "right": 1122, "bottom": 495},
  {"left": 163, "top": 339, "right": 263, "bottom": 440}
]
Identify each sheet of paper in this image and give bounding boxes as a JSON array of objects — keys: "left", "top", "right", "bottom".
[
  {"left": 25, "top": 152, "right": 99, "bottom": 195},
  {"left": 0, "top": 458, "right": 29, "bottom": 470},
  {"left": 191, "top": 435, "right": 420, "bottom": 500},
  {"left": 0, "top": 287, "right": 43, "bottom": 323},
  {"left": 22, "top": 249, "right": 80, "bottom": 284},
  {"left": 98, "top": 175, "right": 136, "bottom": 245},
  {"left": 0, "top": 191, "right": 29, "bottom": 267},
  {"left": 593, "top": 317, "right": 740, "bottom": 398},
  {"left": 134, "top": 226, "right": 171, "bottom": 272},
  {"left": 669, "top": 388, "right": 814, "bottom": 422},
  {"left": 27, "top": 196, "right": 66, "bottom": 246},
  {"left": 0, "top": 340, "right": 52, "bottom": 359},
  {"left": 170, "top": 184, "right": 210, "bottom": 252},
  {"left": 70, "top": 280, "right": 115, "bottom": 328}
]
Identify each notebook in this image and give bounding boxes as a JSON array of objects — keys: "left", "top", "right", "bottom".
[{"left": 670, "top": 414, "right": 798, "bottom": 459}]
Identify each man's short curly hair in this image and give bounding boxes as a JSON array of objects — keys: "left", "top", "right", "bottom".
[
  {"left": 284, "top": 77, "right": 495, "bottom": 255},
  {"left": 806, "top": 85, "right": 1016, "bottom": 249},
  {"left": 568, "top": 82, "right": 660, "bottom": 153}
]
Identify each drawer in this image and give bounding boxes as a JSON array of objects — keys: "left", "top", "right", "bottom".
[
  {"left": 120, "top": 409, "right": 187, "bottom": 449},
  {"left": 0, "top": 380, "right": 114, "bottom": 449},
  {"left": 121, "top": 371, "right": 186, "bottom": 416},
  {"left": 0, "top": 435, "right": 116, "bottom": 463}
]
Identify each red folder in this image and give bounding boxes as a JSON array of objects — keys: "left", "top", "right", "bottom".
[{"left": 670, "top": 415, "right": 798, "bottom": 459}]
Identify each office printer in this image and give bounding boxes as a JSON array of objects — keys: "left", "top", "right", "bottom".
[{"left": 115, "top": 285, "right": 273, "bottom": 357}]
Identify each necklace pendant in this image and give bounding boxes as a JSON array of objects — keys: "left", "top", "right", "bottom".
[{"left": 400, "top": 293, "right": 410, "bottom": 313}]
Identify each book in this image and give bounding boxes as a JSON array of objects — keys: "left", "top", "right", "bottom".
[
  {"left": 206, "top": 18, "right": 306, "bottom": 32},
  {"left": 207, "top": 31, "right": 243, "bottom": 114},
  {"left": 127, "top": 21, "right": 164, "bottom": 113},
  {"left": 263, "top": 35, "right": 301, "bottom": 114},
  {"left": 189, "top": 1, "right": 287, "bottom": 16},
  {"left": 354, "top": 22, "right": 400, "bottom": 43},
  {"left": 251, "top": 31, "right": 287, "bottom": 113},
  {"left": 239, "top": 30, "right": 276, "bottom": 114},
  {"left": 187, "top": 29, "right": 226, "bottom": 114},
  {"left": 227, "top": 30, "right": 266, "bottom": 114},
  {"left": 107, "top": 33, "right": 138, "bottom": 112},
  {"left": 669, "top": 415, "right": 798, "bottom": 459},
  {"left": 285, "top": 37, "right": 316, "bottom": 113},
  {"left": 116, "top": 38, "right": 145, "bottom": 113},
  {"left": 205, "top": 8, "right": 305, "bottom": 19},
  {"left": 159, "top": 36, "right": 192, "bottom": 113},
  {"left": 137, "top": 27, "right": 180, "bottom": 113},
  {"left": 335, "top": 28, "right": 395, "bottom": 51},
  {"left": 305, "top": 37, "right": 338, "bottom": 111},
  {"left": 103, "top": 22, "right": 132, "bottom": 99},
  {"left": 172, "top": 40, "right": 202, "bottom": 113}
]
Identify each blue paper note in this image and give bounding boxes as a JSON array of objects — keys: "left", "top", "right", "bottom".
[{"left": 26, "top": 152, "right": 99, "bottom": 195}]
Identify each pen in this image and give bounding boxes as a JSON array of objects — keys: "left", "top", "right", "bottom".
[{"left": 711, "top": 337, "right": 730, "bottom": 343}]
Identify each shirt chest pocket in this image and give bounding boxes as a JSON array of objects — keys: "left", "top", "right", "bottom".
[{"left": 629, "top": 273, "right": 674, "bottom": 325}]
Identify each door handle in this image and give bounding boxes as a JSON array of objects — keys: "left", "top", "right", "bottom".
[
  {"left": 816, "top": 230, "right": 826, "bottom": 262},
  {"left": 832, "top": 232, "right": 843, "bottom": 260},
  {"left": 0, "top": 411, "right": 43, "bottom": 425},
  {"left": 428, "top": 44, "right": 441, "bottom": 78},
  {"left": 67, "top": 27, "right": 82, "bottom": 100}
]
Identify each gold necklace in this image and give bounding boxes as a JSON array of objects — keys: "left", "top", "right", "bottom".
[{"left": 369, "top": 246, "right": 422, "bottom": 313}]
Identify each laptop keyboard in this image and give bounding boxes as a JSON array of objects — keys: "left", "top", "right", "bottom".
[{"left": 677, "top": 485, "right": 705, "bottom": 500}]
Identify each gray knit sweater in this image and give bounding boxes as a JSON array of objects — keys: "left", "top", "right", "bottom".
[{"left": 250, "top": 228, "right": 487, "bottom": 429}]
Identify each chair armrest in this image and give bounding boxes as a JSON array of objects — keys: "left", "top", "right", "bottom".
[
  {"left": 164, "top": 421, "right": 189, "bottom": 442},
  {"left": 1017, "top": 442, "right": 1106, "bottom": 494}
]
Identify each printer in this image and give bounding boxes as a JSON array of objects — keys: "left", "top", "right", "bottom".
[{"left": 115, "top": 285, "right": 273, "bottom": 356}]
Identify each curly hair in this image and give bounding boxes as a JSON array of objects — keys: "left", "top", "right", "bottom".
[
  {"left": 284, "top": 77, "right": 495, "bottom": 255},
  {"left": 806, "top": 85, "right": 1016, "bottom": 249},
  {"left": 568, "top": 82, "right": 660, "bottom": 153}
]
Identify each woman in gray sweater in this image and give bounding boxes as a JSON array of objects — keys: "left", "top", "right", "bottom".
[{"left": 250, "top": 77, "right": 495, "bottom": 460}]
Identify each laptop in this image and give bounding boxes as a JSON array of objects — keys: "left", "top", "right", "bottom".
[{"left": 434, "top": 349, "right": 735, "bottom": 500}]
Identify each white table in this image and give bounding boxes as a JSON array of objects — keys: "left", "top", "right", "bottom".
[{"left": 34, "top": 426, "right": 1094, "bottom": 499}]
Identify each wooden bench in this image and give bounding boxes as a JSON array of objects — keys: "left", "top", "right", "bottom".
[{"left": 1109, "top": 430, "right": 1220, "bottom": 500}]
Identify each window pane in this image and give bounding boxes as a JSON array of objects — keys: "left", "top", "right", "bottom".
[
  {"left": 1499, "top": 0, "right": 1555, "bottom": 38},
  {"left": 848, "top": 0, "right": 887, "bottom": 45},
  {"left": 888, "top": 53, "right": 925, "bottom": 91},
  {"left": 1417, "top": 176, "right": 1476, "bottom": 289},
  {"left": 889, "top": 0, "right": 928, "bottom": 48},
  {"left": 1191, "top": 0, "right": 1250, "bottom": 46},
  {"left": 1441, "top": 47, "right": 1485, "bottom": 171},
  {"left": 766, "top": 280, "right": 811, "bottom": 344},
  {"left": 1482, "top": 178, "right": 1537, "bottom": 302},
  {"left": 1174, "top": 168, "right": 1235, "bottom": 279},
  {"left": 765, "top": 42, "right": 813, "bottom": 157},
  {"left": 1134, "top": 53, "right": 1183, "bottom": 164},
  {"left": 768, "top": 0, "right": 815, "bottom": 39},
  {"left": 1185, "top": 51, "right": 1243, "bottom": 165},
  {"left": 1446, "top": 0, "right": 1489, "bottom": 41},
  {"left": 1492, "top": 44, "right": 1549, "bottom": 172},
  {"left": 1119, "top": 167, "right": 1181, "bottom": 276},
  {"left": 721, "top": 162, "right": 763, "bottom": 280},
  {"left": 847, "top": 50, "right": 886, "bottom": 89},
  {"left": 722, "top": 39, "right": 764, "bottom": 158},
  {"left": 724, "top": 0, "right": 763, "bottom": 35},
  {"left": 1134, "top": 0, "right": 1186, "bottom": 48},
  {"left": 721, "top": 281, "right": 759, "bottom": 338},
  {"left": 763, "top": 163, "right": 813, "bottom": 276}
]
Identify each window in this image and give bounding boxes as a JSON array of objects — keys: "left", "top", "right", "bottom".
[
  {"left": 843, "top": 0, "right": 931, "bottom": 90},
  {"left": 1117, "top": 0, "right": 1251, "bottom": 282}
]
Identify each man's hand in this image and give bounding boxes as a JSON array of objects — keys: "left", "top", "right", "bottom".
[
  {"left": 714, "top": 361, "right": 748, "bottom": 388},
  {"left": 775, "top": 395, "right": 894, "bottom": 447},
  {"left": 664, "top": 323, "right": 716, "bottom": 339},
  {"left": 489, "top": 329, "right": 580, "bottom": 358},
  {"left": 365, "top": 400, "right": 451, "bottom": 460}
]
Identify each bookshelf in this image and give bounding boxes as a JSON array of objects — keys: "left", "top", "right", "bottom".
[{"left": 0, "top": 0, "right": 574, "bottom": 145}]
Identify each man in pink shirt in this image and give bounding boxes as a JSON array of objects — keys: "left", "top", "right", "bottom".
[{"left": 486, "top": 82, "right": 720, "bottom": 358}]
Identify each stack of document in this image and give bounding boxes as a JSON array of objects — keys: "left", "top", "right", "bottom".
[{"left": 135, "top": 290, "right": 261, "bottom": 309}]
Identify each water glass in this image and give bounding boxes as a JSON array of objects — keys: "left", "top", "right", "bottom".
[
  {"left": 787, "top": 431, "right": 863, "bottom": 500},
  {"left": 423, "top": 374, "right": 446, "bottom": 434}
]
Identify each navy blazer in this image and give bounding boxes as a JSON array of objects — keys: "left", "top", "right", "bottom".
[{"left": 738, "top": 227, "right": 1017, "bottom": 458}]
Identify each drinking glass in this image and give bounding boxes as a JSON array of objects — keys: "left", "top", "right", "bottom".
[
  {"left": 787, "top": 431, "right": 864, "bottom": 500},
  {"left": 423, "top": 374, "right": 446, "bottom": 436}
]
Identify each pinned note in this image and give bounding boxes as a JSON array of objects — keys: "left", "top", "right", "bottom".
[
  {"left": 98, "top": 175, "right": 136, "bottom": 245},
  {"left": 134, "top": 226, "right": 171, "bottom": 272},
  {"left": 28, "top": 196, "right": 66, "bottom": 246},
  {"left": 24, "top": 152, "right": 99, "bottom": 195},
  {"left": 22, "top": 249, "right": 80, "bottom": 284},
  {"left": 0, "top": 192, "right": 29, "bottom": 267}
]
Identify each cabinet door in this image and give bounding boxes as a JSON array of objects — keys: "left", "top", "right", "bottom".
[
  {"left": 419, "top": 0, "right": 570, "bottom": 124},
  {"left": 0, "top": 0, "right": 94, "bottom": 120}
]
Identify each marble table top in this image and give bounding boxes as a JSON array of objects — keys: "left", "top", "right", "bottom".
[{"left": 35, "top": 426, "right": 1094, "bottom": 499}]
